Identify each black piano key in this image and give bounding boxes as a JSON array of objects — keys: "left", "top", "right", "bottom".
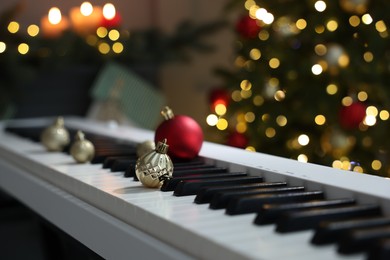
[
  {"left": 111, "top": 159, "right": 137, "bottom": 172},
  {"left": 276, "top": 204, "right": 382, "bottom": 233},
  {"left": 210, "top": 186, "right": 306, "bottom": 210},
  {"left": 161, "top": 172, "right": 248, "bottom": 191},
  {"left": 368, "top": 238, "right": 390, "bottom": 260},
  {"left": 194, "top": 182, "right": 287, "bottom": 204},
  {"left": 103, "top": 156, "right": 133, "bottom": 169},
  {"left": 132, "top": 166, "right": 228, "bottom": 181},
  {"left": 312, "top": 216, "right": 390, "bottom": 245},
  {"left": 124, "top": 163, "right": 136, "bottom": 178},
  {"left": 255, "top": 198, "right": 356, "bottom": 225},
  {"left": 338, "top": 225, "right": 390, "bottom": 254},
  {"left": 91, "top": 151, "right": 137, "bottom": 164},
  {"left": 173, "top": 176, "right": 264, "bottom": 197},
  {"left": 225, "top": 191, "right": 324, "bottom": 215}
]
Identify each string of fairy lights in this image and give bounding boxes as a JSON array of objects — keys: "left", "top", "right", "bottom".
[
  {"left": 0, "top": 2, "right": 126, "bottom": 56},
  {"left": 206, "top": 0, "right": 390, "bottom": 175}
]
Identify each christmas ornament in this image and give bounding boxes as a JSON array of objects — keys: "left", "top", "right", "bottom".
[
  {"left": 70, "top": 131, "right": 95, "bottom": 163},
  {"left": 155, "top": 106, "right": 203, "bottom": 160},
  {"left": 136, "top": 140, "right": 155, "bottom": 158},
  {"left": 236, "top": 14, "right": 261, "bottom": 39},
  {"left": 339, "top": 102, "right": 367, "bottom": 129},
  {"left": 135, "top": 139, "right": 173, "bottom": 188},
  {"left": 227, "top": 131, "right": 249, "bottom": 149},
  {"left": 41, "top": 117, "right": 70, "bottom": 151},
  {"left": 209, "top": 88, "right": 230, "bottom": 111}
]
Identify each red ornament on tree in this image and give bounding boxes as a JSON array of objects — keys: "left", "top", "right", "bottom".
[
  {"left": 209, "top": 88, "right": 230, "bottom": 111},
  {"left": 236, "top": 14, "right": 261, "bottom": 39},
  {"left": 339, "top": 102, "right": 367, "bottom": 129},
  {"left": 227, "top": 131, "right": 249, "bottom": 149},
  {"left": 155, "top": 107, "right": 204, "bottom": 160}
]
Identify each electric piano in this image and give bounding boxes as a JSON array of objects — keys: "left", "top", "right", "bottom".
[{"left": 0, "top": 117, "right": 389, "bottom": 260}]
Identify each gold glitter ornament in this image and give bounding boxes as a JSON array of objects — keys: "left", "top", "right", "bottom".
[
  {"left": 41, "top": 117, "right": 70, "bottom": 151},
  {"left": 136, "top": 140, "right": 156, "bottom": 158},
  {"left": 135, "top": 139, "right": 173, "bottom": 188},
  {"left": 70, "top": 131, "right": 95, "bottom": 163}
]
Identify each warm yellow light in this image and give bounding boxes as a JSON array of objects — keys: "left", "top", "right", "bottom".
[
  {"left": 215, "top": 104, "right": 227, "bottom": 116},
  {"left": 298, "top": 134, "right": 310, "bottom": 146},
  {"left": 245, "top": 112, "right": 255, "bottom": 123},
  {"left": 112, "top": 42, "right": 124, "bottom": 53},
  {"left": 249, "top": 48, "right": 261, "bottom": 60},
  {"left": 341, "top": 96, "right": 353, "bottom": 106},
  {"left": 363, "top": 51, "right": 373, "bottom": 62},
  {"left": 315, "top": 25, "right": 325, "bottom": 34},
  {"left": 18, "top": 43, "right": 29, "bottom": 54},
  {"left": 216, "top": 118, "right": 228, "bottom": 130},
  {"left": 236, "top": 122, "right": 247, "bottom": 133},
  {"left": 245, "top": 146, "right": 256, "bottom": 152},
  {"left": 314, "top": 1, "right": 326, "bottom": 12},
  {"left": 315, "top": 115, "right": 326, "bottom": 125},
  {"left": 326, "top": 84, "right": 338, "bottom": 95},
  {"left": 86, "top": 35, "right": 98, "bottom": 46},
  {"left": 265, "top": 127, "right": 276, "bottom": 138},
  {"left": 27, "top": 24, "right": 39, "bottom": 37},
  {"left": 326, "top": 20, "right": 338, "bottom": 31},
  {"left": 97, "top": 27, "right": 108, "bottom": 38},
  {"left": 263, "top": 13, "right": 274, "bottom": 25},
  {"left": 353, "top": 166, "right": 364, "bottom": 173},
  {"left": 80, "top": 2, "right": 93, "bottom": 16},
  {"left": 366, "top": 106, "right": 378, "bottom": 116},
  {"left": 276, "top": 115, "right": 287, "bottom": 126},
  {"left": 108, "top": 29, "right": 120, "bottom": 41},
  {"left": 375, "top": 20, "right": 387, "bottom": 33},
  {"left": 240, "top": 80, "right": 252, "bottom": 90},
  {"left": 269, "top": 58, "right": 280, "bottom": 69},
  {"left": 98, "top": 42, "right": 110, "bottom": 54},
  {"left": 314, "top": 44, "right": 327, "bottom": 56},
  {"left": 349, "top": 16, "right": 360, "bottom": 27},
  {"left": 311, "top": 64, "right": 323, "bottom": 75},
  {"left": 258, "top": 30, "right": 269, "bottom": 41},
  {"left": 296, "top": 19, "right": 307, "bottom": 30},
  {"left": 274, "top": 90, "right": 285, "bottom": 101},
  {"left": 380, "top": 110, "right": 390, "bottom": 120},
  {"left": 0, "top": 42, "right": 6, "bottom": 53},
  {"left": 103, "top": 3, "right": 116, "bottom": 20},
  {"left": 245, "top": 0, "right": 256, "bottom": 10},
  {"left": 297, "top": 154, "right": 308, "bottom": 162},
  {"left": 206, "top": 114, "right": 219, "bottom": 126},
  {"left": 240, "top": 89, "right": 252, "bottom": 99},
  {"left": 232, "top": 90, "right": 242, "bottom": 102},
  {"left": 364, "top": 115, "right": 376, "bottom": 126},
  {"left": 357, "top": 91, "right": 368, "bottom": 101},
  {"left": 255, "top": 8, "right": 267, "bottom": 20},
  {"left": 253, "top": 95, "right": 264, "bottom": 106},
  {"left": 8, "top": 21, "right": 19, "bottom": 33},
  {"left": 48, "top": 7, "right": 62, "bottom": 25},
  {"left": 269, "top": 77, "right": 279, "bottom": 87},
  {"left": 362, "top": 14, "right": 373, "bottom": 25},
  {"left": 338, "top": 54, "right": 350, "bottom": 67},
  {"left": 332, "top": 160, "right": 343, "bottom": 169},
  {"left": 372, "top": 160, "right": 382, "bottom": 170}
]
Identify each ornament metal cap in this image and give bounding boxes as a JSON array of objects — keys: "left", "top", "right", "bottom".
[
  {"left": 75, "top": 130, "right": 85, "bottom": 141},
  {"left": 156, "top": 139, "right": 169, "bottom": 154},
  {"left": 161, "top": 106, "right": 174, "bottom": 120},
  {"left": 54, "top": 116, "right": 65, "bottom": 127}
]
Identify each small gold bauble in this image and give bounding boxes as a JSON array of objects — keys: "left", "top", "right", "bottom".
[
  {"left": 41, "top": 117, "right": 70, "bottom": 151},
  {"left": 136, "top": 140, "right": 156, "bottom": 158},
  {"left": 135, "top": 139, "right": 173, "bottom": 188},
  {"left": 70, "top": 131, "right": 95, "bottom": 163}
]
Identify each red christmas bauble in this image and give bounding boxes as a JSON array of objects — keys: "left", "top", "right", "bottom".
[
  {"left": 339, "top": 102, "right": 367, "bottom": 129},
  {"left": 227, "top": 131, "right": 248, "bottom": 149},
  {"left": 236, "top": 15, "right": 261, "bottom": 39},
  {"left": 155, "top": 107, "right": 203, "bottom": 160},
  {"left": 209, "top": 88, "right": 230, "bottom": 111}
]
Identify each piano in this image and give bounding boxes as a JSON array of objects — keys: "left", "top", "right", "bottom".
[{"left": 0, "top": 116, "right": 389, "bottom": 260}]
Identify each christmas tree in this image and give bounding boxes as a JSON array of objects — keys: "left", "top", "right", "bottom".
[{"left": 208, "top": 0, "right": 390, "bottom": 177}]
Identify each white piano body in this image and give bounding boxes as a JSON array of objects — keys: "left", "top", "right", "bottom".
[{"left": 0, "top": 117, "right": 389, "bottom": 260}]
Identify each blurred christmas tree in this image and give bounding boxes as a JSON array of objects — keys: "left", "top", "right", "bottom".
[{"left": 208, "top": 0, "right": 390, "bottom": 177}]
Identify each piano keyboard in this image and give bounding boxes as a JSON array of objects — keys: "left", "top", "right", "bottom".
[{"left": 0, "top": 117, "right": 389, "bottom": 260}]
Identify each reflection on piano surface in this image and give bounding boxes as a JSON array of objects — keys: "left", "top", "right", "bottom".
[{"left": 0, "top": 117, "right": 389, "bottom": 260}]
